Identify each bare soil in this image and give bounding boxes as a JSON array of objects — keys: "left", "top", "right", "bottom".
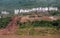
[
  {"left": 0, "top": 34, "right": 60, "bottom": 38},
  {"left": 0, "top": 16, "right": 60, "bottom": 38},
  {"left": 0, "top": 16, "right": 19, "bottom": 35}
]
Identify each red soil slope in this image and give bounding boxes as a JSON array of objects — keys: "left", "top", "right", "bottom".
[{"left": 0, "top": 16, "right": 19, "bottom": 35}]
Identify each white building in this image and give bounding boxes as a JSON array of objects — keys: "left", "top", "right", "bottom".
[
  {"left": 49, "top": 7, "right": 58, "bottom": 11},
  {"left": 32, "top": 8, "right": 37, "bottom": 11},
  {"left": 14, "top": 7, "right": 58, "bottom": 14},
  {"left": 1, "top": 11, "right": 9, "bottom": 14},
  {"left": 38, "top": 7, "right": 58, "bottom": 12},
  {"left": 20, "top": 9, "right": 24, "bottom": 13},
  {"left": 14, "top": 9, "right": 19, "bottom": 14},
  {"left": 20, "top": 9, "right": 32, "bottom": 13}
]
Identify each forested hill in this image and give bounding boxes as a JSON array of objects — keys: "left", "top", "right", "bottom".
[{"left": 0, "top": 0, "right": 60, "bottom": 11}]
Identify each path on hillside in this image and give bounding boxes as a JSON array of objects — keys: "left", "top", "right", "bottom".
[{"left": 0, "top": 16, "right": 19, "bottom": 35}]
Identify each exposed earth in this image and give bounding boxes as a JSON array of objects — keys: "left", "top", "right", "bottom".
[
  {"left": 0, "top": 16, "right": 19, "bottom": 35},
  {"left": 0, "top": 35, "right": 60, "bottom": 38},
  {"left": 0, "top": 16, "right": 60, "bottom": 38}
]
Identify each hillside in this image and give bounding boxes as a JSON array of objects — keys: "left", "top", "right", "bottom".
[{"left": 0, "top": 0, "right": 60, "bottom": 11}]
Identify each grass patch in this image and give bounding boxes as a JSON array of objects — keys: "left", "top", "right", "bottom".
[{"left": 16, "top": 27, "right": 60, "bottom": 35}]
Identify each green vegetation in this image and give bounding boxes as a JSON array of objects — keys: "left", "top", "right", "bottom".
[
  {"left": 16, "top": 20, "right": 60, "bottom": 35},
  {"left": 17, "top": 20, "right": 60, "bottom": 30},
  {"left": 0, "top": 17, "right": 11, "bottom": 28},
  {"left": 0, "top": 0, "right": 60, "bottom": 11},
  {"left": 16, "top": 27, "right": 60, "bottom": 35},
  {"left": 49, "top": 11, "right": 60, "bottom": 16}
]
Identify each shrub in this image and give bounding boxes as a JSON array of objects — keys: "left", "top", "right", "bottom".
[
  {"left": 0, "top": 17, "right": 11, "bottom": 28},
  {"left": 52, "top": 20, "right": 60, "bottom": 30},
  {"left": 17, "top": 20, "right": 60, "bottom": 30}
]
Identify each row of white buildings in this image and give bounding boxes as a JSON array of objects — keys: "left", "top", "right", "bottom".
[
  {"left": 1, "top": 7, "right": 58, "bottom": 14},
  {"left": 14, "top": 7, "right": 58, "bottom": 14}
]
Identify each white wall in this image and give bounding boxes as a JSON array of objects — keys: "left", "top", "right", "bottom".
[
  {"left": 1, "top": 11, "right": 9, "bottom": 14},
  {"left": 14, "top": 9, "right": 19, "bottom": 14}
]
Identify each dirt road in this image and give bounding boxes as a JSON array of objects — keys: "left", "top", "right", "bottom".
[
  {"left": 0, "top": 34, "right": 60, "bottom": 38},
  {"left": 0, "top": 16, "right": 19, "bottom": 35}
]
